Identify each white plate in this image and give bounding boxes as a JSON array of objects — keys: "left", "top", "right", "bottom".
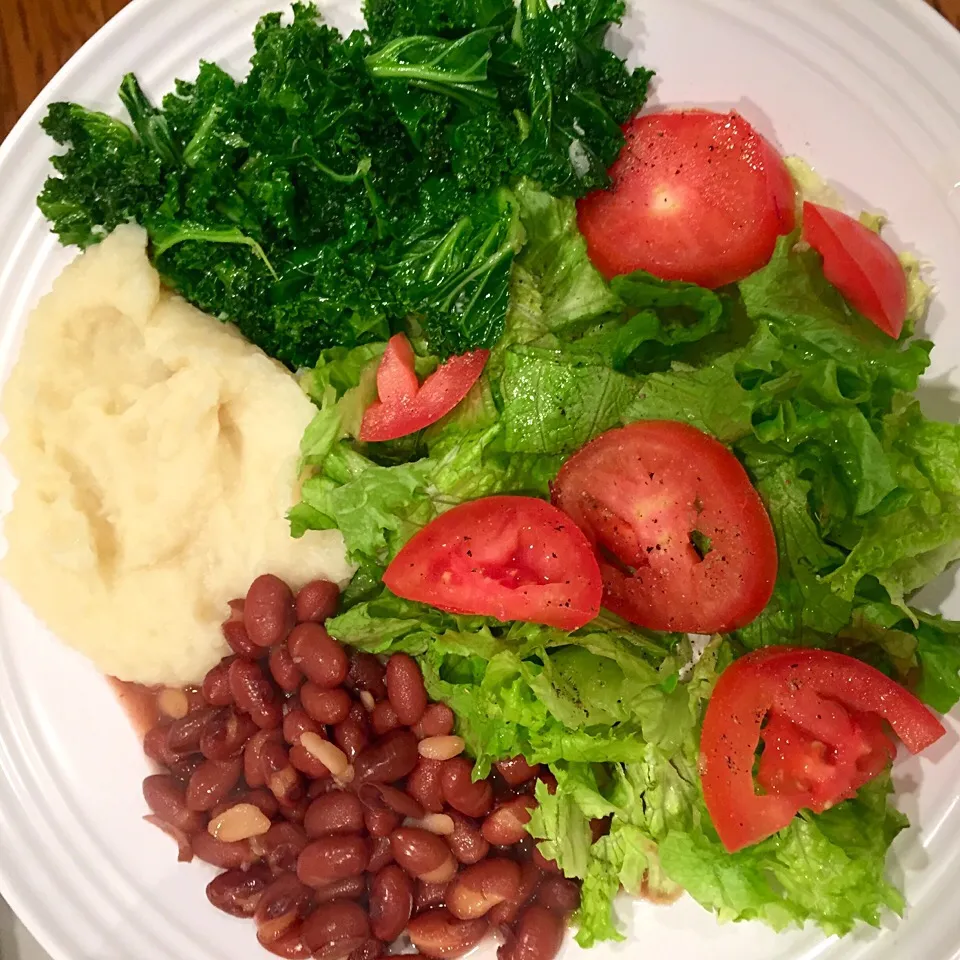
[{"left": 1, "top": 1, "right": 959, "bottom": 958}]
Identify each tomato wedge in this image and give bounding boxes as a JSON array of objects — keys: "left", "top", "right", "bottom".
[
  {"left": 576, "top": 109, "right": 795, "bottom": 288},
  {"left": 360, "top": 334, "right": 489, "bottom": 442},
  {"left": 551, "top": 420, "right": 777, "bottom": 634},
  {"left": 802, "top": 201, "right": 908, "bottom": 338},
  {"left": 700, "top": 647, "right": 945, "bottom": 852},
  {"left": 382, "top": 496, "right": 602, "bottom": 630}
]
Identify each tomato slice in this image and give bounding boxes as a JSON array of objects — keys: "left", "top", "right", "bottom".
[
  {"left": 383, "top": 496, "right": 603, "bottom": 630},
  {"left": 551, "top": 420, "right": 777, "bottom": 633},
  {"left": 700, "top": 647, "right": 945, "bottom": 852},
  {"left": 576, "top": 109, "right": 795, "bottom": 288},
  {"left": 360, "top": 334, "right": 489, "bottom": 443},
  {"left": 802, "top": 201, "right": 908, "bottom": 338}
]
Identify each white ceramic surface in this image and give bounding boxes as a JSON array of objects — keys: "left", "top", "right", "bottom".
[{"left": 0, "top": 1, "right": 959, "bottom": 958}]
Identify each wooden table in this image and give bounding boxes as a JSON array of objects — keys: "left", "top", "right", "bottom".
[{"left": 1, "top": 0, "right": 959, "bottom": 140}]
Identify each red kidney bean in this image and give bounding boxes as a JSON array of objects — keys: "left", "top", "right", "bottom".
[
  {"left": 206, "top": 864, "right": 273, "bottom": 917},
  {"left": 166, "top": 708, "right": 214, "bottom": 755},
  {"left": 297, "top": 836, "right": 370, "bottom": 887},
  {"left": 441, "top": 759, "right": 493, "bottom": 818},
  {"left": 536, "top": 876, "right": 581, "bottom": 915},
  {"left": 304, "top": 792, "right": 365, "bottom": 839},
  {"left": 590, "top": 816, "right": 611, "bottom": 843},
  {"left": 368, "top": 836, "right": 395, "bottom": 873},
  {"left": 345, "top": 653, "right": 387, "bottom": 700},
  {"left": 283, "top": 708, "right": 321, "bottom": 746},
  {"left": 270, "top": 646, "right": 304, "bottom": 693},
  {"left": 251, "top": 822, "right": 308, "bottom": 875},
  {"left": 288, "top": 623, "right": 348, "bottom": 688},
  {"left": 445, "top": 812, "right": 490, "bottom": 866},
  {"left": 295, "top": 579, "right": 341, "bottom": 623},
  {"left": 143, "top": 724, "right": 178, "bottom": 767},
  {"left": 407, "top": 908, "right": 487, "bottom": 960},
  {"left": 531, "top": 846, "right": 560, "bottom": 875},
  {"left": 223, "top": 599, "right": 261, "bottom": 658},
  {"left": 169, "top": 753, "right": 205, "bottom": 787},
  {"left": 201, "top": 660, "right": 234, "bottom": 707},
  {"left": 301, "top": 683, "right": 352, "bottom": 725},
  {"left": 144, "top": 810, "right": 195, "bottom": 860},
  {"left": 314, "top": 875, "right": 367, "bottom": 905},
  {"left": 245, "top": 574, "right": 296, "bottom": 648},
  {"left": 447, "top": 859, "right": 521, "bottom": 920},
  {"left": 289, "top": 742, "right": 332, "bottom": 781},
  {"left": 499, "top": 905, "right": 564, "bottom": 960},
  {"left": 279, "top": 795, "right": 310, "bottom": 826},
  {"left": 488, "top": 861, "right": 542, "bottom": 926},
  {"left": 415, "top": 879, "right": 449, "bottom": 914},
  {"left": 537, "top": 773, "right": 558, "bottom": 796},
  {"left": 191, "top": 831, "right": 256, "bottom": 870},
  {"left": 369, "top": 864, "right": 414, "bottom": 943},
  {"left": 262, "top": 928, "right": 311, "bottom": 959},
  {"left": 481, "top": 796, "right": 537, "bottom": 847},
  {"left": 390, "top": 828, "right": 457, "bottom": 884},
  {"left": 200, "top": 707, "right": 258, "bottom": 761},
  {"left": 385, "top": 653, "right": 428, "bottom": 726},
  {"left": 359, "top": 783, "right": 424, "bottom": 821},
  {"left": 212, "top": 787, "right": 279, "bottom": 821},
  {"left": 301, "top": 899, "right": 370, "bottom": 959},
  {"left": 370, "top": 701, "right": 401, "bottom": 736},
  {"left": 255, "top": 873, "right": 315, "bottom": 945},
  {"left": 229, "top": 659, "right": 282, "bottom": 729},
  {"left": 348, "top": 940, "right": 383, "bottom": 960},
  {"left": 186, "top": 757, "right": 243, "bottom": 812},
  {"left": 333, "top": 704, "right": 371, "bottom": 762},
  {"left": 244, "top": 729, "right": 280, "bottom": 788},
  {"left": 143, "top": 774, "right": 206, "bottom": 835},
  {"left": 414, "top": 703, "right": 455, "bottom": 740},
  {"left": 407, "top": 758, "right": 445, "bottom": 814},
  {"left": 262, "top": 745, "right": 304, "bottom": 804},
  {"left": 354, "top": 729, "right": 419, "bottom": 785},
  {"left": 309, "top": 777, "right": 338, "bottom": 800},
  {"left": 495, "top": 757, "right": 541, "bottom": 788},
  {"left": 364, "top": 806, "right": 401, "bottom": 839}
]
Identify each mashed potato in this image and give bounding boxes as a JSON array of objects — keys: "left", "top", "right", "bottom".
[{"left": 1, "top": 225, "right": 353, "bottom": 685}]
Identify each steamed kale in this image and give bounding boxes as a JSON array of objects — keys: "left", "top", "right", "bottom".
[{"left": 38, "top": 0, "right": 651, "bottom": 368}]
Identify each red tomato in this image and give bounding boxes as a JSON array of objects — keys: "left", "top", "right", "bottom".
[
  {"left": 576, "top": 109, "right": 796, "bottom": 288},
  {"left": 551, "top": 420, "right": 777, "bottom": 634},
  {"left": 700, "top": 647, "right": 945, "bottom": 852},
  {"left": 360, "top": 334, "right": 489, "bottom": 442},
  {"left": 802, "top": 201, "right": 908, "bottom": 338},
  {"left": 382, "top": 496, "right": 603, "bottom": 630}
]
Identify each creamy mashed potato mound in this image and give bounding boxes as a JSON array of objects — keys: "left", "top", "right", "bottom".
[{"left": 1, "top": 225, "right": 353, "bottom": 685}]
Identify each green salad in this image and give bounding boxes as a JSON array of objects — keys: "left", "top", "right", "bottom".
[{"left": 38, "top": 0, "right": 960, "bottom": 947}]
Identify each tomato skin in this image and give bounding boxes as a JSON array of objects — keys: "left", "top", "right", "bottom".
[
  {"left": 551, "top": 420, "right": 777, "bottom": 634},
  {"left": 576, "top": 110, "right": 795, "bottom": 288},
  {"left": 360, "top": 334, "right": 489, "bottom": 443},
  {"left": 802, "top": 201, "right": 907, "bottom": 338},
  {"left": 700, "top": 647, "right": 945, "bottom": 852},
  {"left": 383, "top": 496, "right": 603, "bottom": 630}
]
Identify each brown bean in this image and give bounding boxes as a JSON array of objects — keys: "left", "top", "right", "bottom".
[
  {"left": 142, "top": 774, "right": 206, "bottom": 834},
  {"left": 407, "top": 758, "right": 445, "bottom": 814},
  {"left": 168, "top": 754, "right": 205, "bottom": 787},
  {"left": 270, "top": 646, "right": 304, "bottom": 693},
  {"left": 488, "top": 861, "right": 542, "bottom": 926},
  {"left": 447, "top": 859, "right": 521, "bottom": 920},
  {"left": 495, "top": 757, "right": 541, "bottom": 788},
  {"left": 255, "top": 873, "right": 315, "bottom": 945},
  {"left": 334, "top": 704, "right": 371, "bottom": 761},
  {"left": 212, "top": 787, "right": 279, "bottom": 821},
  {"left": 368, "top": 835, "right": 395, "bottom": 873},
  {"left": 245, "top": 574, "right": 296, "bottom": 648},
  {"left": 143, "top": 724, "right": 178, "bottom": 767},
  {"left": 296, "top": 579, "right": 341, "bottom": 623},
  {"left": 345, "top": 653, "right": 387, "bottom": 700},
  {"left": 302, "top": 683, "right": 352, "bottom": 725},
  {"left": 201, "top": 660, "right": 234, "bottom": 707},
  {"left": 200, "top": 707, "right": 258, "bottom": 761},
  {"left": 441, "top": 758, "right": 493, "bottom": 818},
  {"left": 251, "top": 822, "right": 308, "bottom": 874},
  {"left": 355, "top": 729, "right": 419, "bottom": 785},
  {"left": 301, "top": 899, "right": 371, "bottom": 959},
  {"left": 283, "top": 708, "right": 321, "bottom": 746},
  {"left": 499, "top": 905, "right": 564, "bottom": 960},
  {"left": 229, "top": 659, "right": 282, "bottom": 729},
  {"left": 407, "top": 908, "right": 487, "bottom": 959},
  {"left": 262, "top": 929, "right": 311, "bottom": 959},
  {"left": 297, "top": 836, "right": 370, "bottom": 887},
  {"left": 481, "top": 797, "right": 536, "bottom": 847},
  {"left": 445, "top": 812, "right": 490, "bottom": 866},
  {"left": 370, "top": 701, "right": 401, "bottom": 736},
  {"left": 359, "top": 783, "right": 424, "bottom": 821},
  {"left": 304, "top": 792, "right": 365, "bottom": 838},
  {"left": 386, "top": 653, "right": 428, "bottom": 726},
  {"left": 262, "top": 742, "right": 304, "bottom": 803},
  {"left": 536, "top": 876, "right": 581, "bottom": 915},
  {"left": 191, "top": 830, "right": 256, "bottom": 869},
  {"left": 413, "top": 704, "right": 455, "bottom": 740},
  {"left": 390, "top": 828, "right": 457, "bottom": 884},
  {"left": 289, "top": 623, "right": 349, "bottom": 688},
  {"left": 206, "top": 864, "right": 273, "bottom": 917},
  {"left": 185, "top": 758, "right": 243, "bottom": 812},
  {"left": 223, "top": 599, "right": 261, "bottom": 658},
  {"left": 415, "top": 880, "right": 449, "bottom": 914},
  {"left": 369, "top": 863, "right": 414, "bottom": 943},
  {"left": 314, "top": 875, "right": 367, "bottom": 905}
]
